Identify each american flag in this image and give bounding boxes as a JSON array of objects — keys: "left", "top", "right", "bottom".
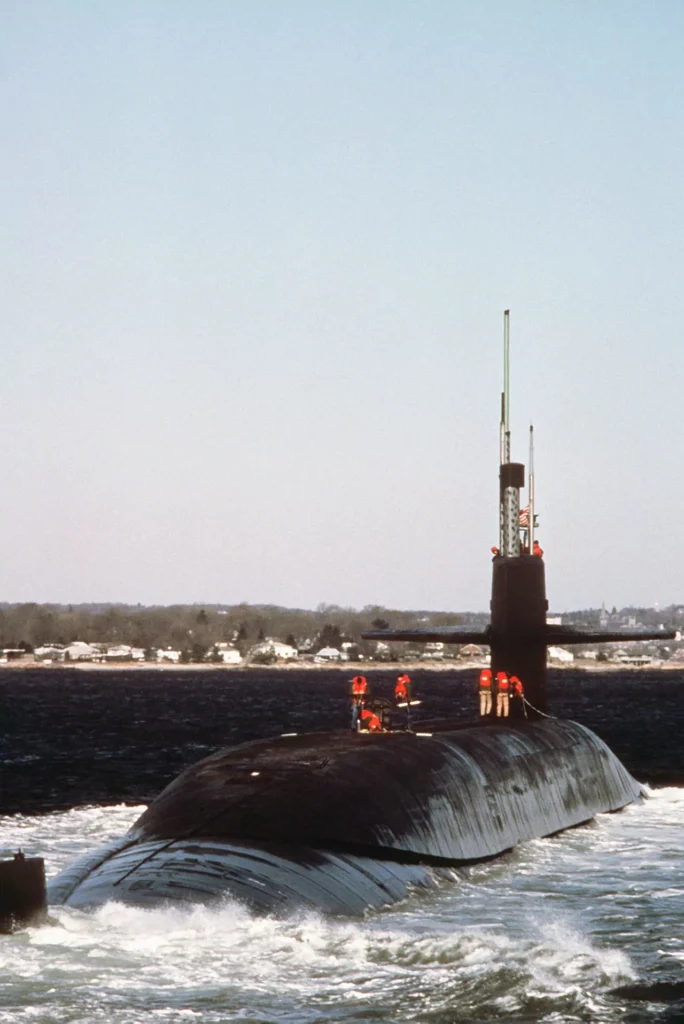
[{"left": 519, "top": 506, "right": 530, "bottom": 527}]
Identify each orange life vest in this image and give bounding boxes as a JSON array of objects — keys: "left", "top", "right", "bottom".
[
  {"left": 533, "top": 542, "right": 544, "bottom": 558},
  {"left": 496, "top": 672, "right": 509, "bottom": 691},
  {"left": 479, "top": 670, "right": 492, "bottom": 690},
  {"left": 395, "top": 681, "right": 407, "bottom": 700},
  {"left": 351, "top": 676, "right": 368, "bottom": 696},
  {"left": 360, "top": 709, "right": 382, "bottom": 732},
  {"left": 510, "top": 675, "right": 524, "bottom": 697}
]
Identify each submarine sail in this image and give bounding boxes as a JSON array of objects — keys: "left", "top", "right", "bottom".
[{"left": 362, "top": 310, "right": 671, "bottom": 715}]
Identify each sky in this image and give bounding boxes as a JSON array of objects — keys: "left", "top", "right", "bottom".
[{"left": 2, "top": 1, "right": 684, "bottom": 613}]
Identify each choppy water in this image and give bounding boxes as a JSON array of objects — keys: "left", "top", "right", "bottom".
[{"left": 2, "top": 789, "right": 683, "bottom": 1024}]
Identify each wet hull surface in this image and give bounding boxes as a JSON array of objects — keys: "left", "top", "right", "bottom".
[
  {"left": 48, "top": 835, "right": 443, "bottom": 913},
  {"left": 48, "top": 718, "right": 642, "bottom": 914}
]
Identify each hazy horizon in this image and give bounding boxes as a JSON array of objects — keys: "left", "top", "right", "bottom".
[{"left": 3, "top": 3, "right": 683, "bottom": 613}]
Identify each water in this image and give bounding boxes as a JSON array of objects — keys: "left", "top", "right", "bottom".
[
  {"left": 2, "top": 788, "right": 683, "bottom": 1023},
  {"left": 4, "top": 669, "right": 684, "bottom": 815}
]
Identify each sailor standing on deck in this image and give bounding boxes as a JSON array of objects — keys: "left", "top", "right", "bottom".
[
  {"left": 394, "top": 674, "right": 410, "bottom": 702},
  {"left": 350, "top": 675, "right": 369, "bottom": 731},
  {"left": 394, "top": 673, "right": 413, "bottom": 727},
  {"left": 510, "top": 675, "right": 526, "bottom": 717},
  {"left": 495, "top": 671, "right": 510, "bottom": 718},
  {"left": 478, "top": 668, "right": 493, "bottom": 716}
]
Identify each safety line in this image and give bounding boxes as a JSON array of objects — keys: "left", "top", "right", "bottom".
[{"left": 522, "top": 696, "right": 556, "bottom": 719}]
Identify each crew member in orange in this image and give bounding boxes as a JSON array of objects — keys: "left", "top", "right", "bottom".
[
  {"left": 496, "top": 671, "right": 510, "bottom": 717},
  {"left": 533, "top": 540, "right": 544, "bottom": 558},
  {"left": 394, "top": 674, "right": 411, "bottom": 702},
  {"left": 491, "top": 545, "right": 500, "bottom": 558},
  {"left": 350, "top": 675, "right": 368, "bottom": 730},
  {"left": 510, "top": 675, "right": 525, "bottom": 716},
  {"left": 351, "top": 675, "right": 368, "bottom": 698},
  {"left": 360, "top": 707, "right": 383, "bottom": 732},
  {"left": 394, "top": 673, "right": 413, "bottom": 728},
  {"left": 478, "top": 668, "right": 493, "bottom": 716}
]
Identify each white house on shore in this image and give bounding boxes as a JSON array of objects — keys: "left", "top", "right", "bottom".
[
  {"left": 314, "top": 646, "right": 341, "bottom": 663},
  {"left": 547, "top": 646, "right": 574, "bottom": 664},
  {"left": 102, "top": 644, "right": 133, "bottom": 662},
  {"left": 64, "top": 641, "right": 98, "bottom": 662},
  {"left": 157, "top": 648, "right": 181, "bottom": 663},
  {"left": 422, "top": 642, "right": 445, "bottom": 660},
  {"left": 34, "top": 645, "right": 65, "bottom": 662},
  {"left": 250, "top": 640, "right": 298, "bottom": 662},
  {"left": 218, "top": 646, "right": 242, "bottom": 665}
]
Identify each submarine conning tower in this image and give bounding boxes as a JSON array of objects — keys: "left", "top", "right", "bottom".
[
  {"left": 491, "top": 309, "right": 549, "bottom": 717},
  {"left": 490, "top": 553, "right": 548, "bottom": 716},
  {"left": 361, "top": 309, "right": 674, "bottom": 716}
]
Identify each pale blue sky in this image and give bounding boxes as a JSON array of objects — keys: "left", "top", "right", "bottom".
[{"left": 2, "top": 2, "right": 683, "bottom": 612}]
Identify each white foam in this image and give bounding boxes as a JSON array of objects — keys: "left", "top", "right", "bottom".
[
  {"left": 0, "top": 804, "right": 145, "bottom": 876},
  {"left": 1, "top": 792, "right": 682, "bottom": 1023}
]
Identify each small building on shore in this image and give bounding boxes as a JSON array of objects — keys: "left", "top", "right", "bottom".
[
  {"left": 34, "top": 645, "right": 65, "bottom": 662},
  {"left": 102, "top": 644, "right": 132, "bottom": 662},
  {"left": 314, "top": 646, "right": 341, "bottom": 663},
  {"left": 217, "top": 645, "right": 242, "bottom": 665},
  {"left": 157, "top": 648, "right": 181, "bottom": 664},
  {"left": 0, "top": 648, "right": 31, "bottom": 663},
  {"left": 422, "top": 642, "right": 445, "bottom": 660},
  {"left": 64, "top": 642, "right": 98, "bottom": 662},
  {"left": 249, "top": 640, "right": 298, "bottom": 663},
  {"left": 460, "top": 644, "right": 484, "bottom": 658},
  {"left": 547, "top": 646, "right": 574, "bottom": 664}
]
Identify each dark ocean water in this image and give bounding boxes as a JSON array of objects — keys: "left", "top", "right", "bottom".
[
  {"left": 2, "top": 668, "right": 684, "bottom": 1024},
  {"left": 2, "top": 667, "right": 683, "bottom": 814}
]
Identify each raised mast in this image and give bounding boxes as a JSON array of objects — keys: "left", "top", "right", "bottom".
[
  {"left": 503, "top": 309, "right": 511, "bottom": 461},
  {"left": 361, "top": 307, "right": 675, "bottom": 719},
  {"left": 499, "top": 310, "right": 523, "bottom": 558},
  {"left": 528, "top": 424, "right": 535, "bottom": 551}
]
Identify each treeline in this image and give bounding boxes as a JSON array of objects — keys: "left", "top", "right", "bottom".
[
  {"left": 0, "top": 602, "right": 487, "bottom": 655},
  {"left": 0, "top": 601, "right": 679, "bottom": 657},
  {"left": 564, "top": 605, "right": 682, "bottom": 629}
]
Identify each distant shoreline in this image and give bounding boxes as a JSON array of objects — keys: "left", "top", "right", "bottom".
[{"left": 1, "top": 659, "right": 682, "bottom": 673}]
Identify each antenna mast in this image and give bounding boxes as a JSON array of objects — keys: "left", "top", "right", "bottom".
[
  {"left": 503, "top": 310, "right": 511, "bottom": 463},
  {"left": 499, "top": 310, "right": 523, "bottom": 557},
  {"left": 529, "top": 424, "right": 535, "bottom": 551}
]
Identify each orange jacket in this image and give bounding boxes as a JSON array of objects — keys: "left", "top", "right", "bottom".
[
  {"left": 496, "top": 672, "right": 509, "bottom": 691},
  {"left": 351, "top": 676, "right": 368, "bottom": 696},
  {"left": 479, "top": 669, "right": 492, "bottom": 690},
  {"left": 395, "top": 673, "right": 411, "bottom": 700},
  {"left": 533, "top": 542, "right": 544, "bottom": 558},
  {"left": 510, "top": 675, "right": 524, "bottom": 696},
  {"left": 360, "top": 709, "right": 382, "bottom": 732}
]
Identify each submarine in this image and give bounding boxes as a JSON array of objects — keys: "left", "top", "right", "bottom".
[{"left": 47, "top": 312, "right": 672, "bottom": 917}]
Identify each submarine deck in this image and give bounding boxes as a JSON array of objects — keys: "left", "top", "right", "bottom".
[
  {"left": 48, "top": 718, "right": 642, "bottom": 914},
  {"left": 132, "top": 717, "right": 640, "bottom": 860}
]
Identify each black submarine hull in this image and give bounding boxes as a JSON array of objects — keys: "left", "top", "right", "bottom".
[{"left": 48, "top": 719, "right": 642, "bottom": 915}]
